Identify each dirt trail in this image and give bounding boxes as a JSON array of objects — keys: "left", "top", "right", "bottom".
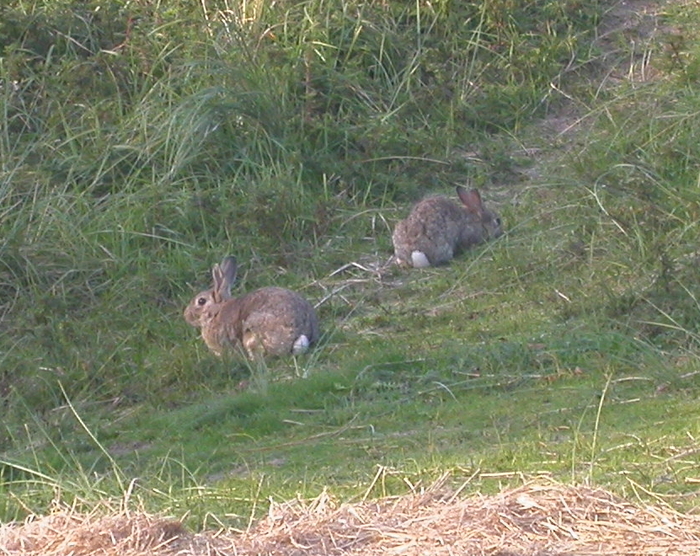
[{"left": 539, "top": 0, "right": 669, "bottom": 147}]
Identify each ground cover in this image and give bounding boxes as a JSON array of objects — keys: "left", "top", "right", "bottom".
[{"left": 1, "top": 0, "right": 700, "bottom": 548}]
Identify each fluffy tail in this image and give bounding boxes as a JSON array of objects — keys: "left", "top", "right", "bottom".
[
  {"left": 292, "top": 334, "right": 311, "bottom": 355},
  {"left": 411, "top": 251, "right": 431, "bottom": 268}
]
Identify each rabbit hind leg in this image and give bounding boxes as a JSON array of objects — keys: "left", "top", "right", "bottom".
[{"left": 243, "top": 330, "right": 266, "bottom": 359}]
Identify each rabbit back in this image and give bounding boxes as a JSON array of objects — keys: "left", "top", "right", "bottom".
[
  {"left": 214, "top": 287, "right": 319, "bottom": 358},
  {"left": 392, "top": 197, "right": 468, "bottom": 267}
]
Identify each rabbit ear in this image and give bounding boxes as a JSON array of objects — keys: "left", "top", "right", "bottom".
[
  {"left": 456, "top": 186, "right": 484, "bottom": 216},
  {"left": 212, "top": 256, "right": 238, "bottom": 302}
]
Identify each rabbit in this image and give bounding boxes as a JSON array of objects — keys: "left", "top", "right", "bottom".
[
  {"left": 184, "top": 256, "right": 320, "bottom": 358},
  {"left": 392, "top": 186, "right": 503, "bottom": 268}
]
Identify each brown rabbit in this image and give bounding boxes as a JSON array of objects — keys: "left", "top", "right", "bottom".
[
  {"left": 392, "top": 186, "right": 503, "bottom": 267},
  {"left": 184, "top": 256, "right": 320, "bottom": 358}
]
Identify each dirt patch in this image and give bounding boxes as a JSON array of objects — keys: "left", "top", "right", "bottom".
[
  {"left": 2, "top": 480, "right": 700, "bottom": 555},
  {"left": 517, "top": 0, "right": 674, "bottom": 188}
]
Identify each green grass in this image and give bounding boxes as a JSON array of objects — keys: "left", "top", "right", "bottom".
[{"left": 2, "top": 0, "right": 700, "bottom": 532}]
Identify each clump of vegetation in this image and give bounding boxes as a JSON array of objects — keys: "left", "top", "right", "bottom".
[{"left": 1, "top": 0, "right": 700, "bottom": 532}]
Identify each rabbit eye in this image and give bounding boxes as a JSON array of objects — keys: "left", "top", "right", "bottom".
[{"left": 197, "top": 297, "right": 207, "bottom": 306}]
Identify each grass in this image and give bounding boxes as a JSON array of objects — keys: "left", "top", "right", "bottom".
[{"left": 2, "top": 0, "right": 700, "bottom": 532}]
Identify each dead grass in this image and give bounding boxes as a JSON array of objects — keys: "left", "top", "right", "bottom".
[
  {"left": 0, "top": 507, "right": 227, "bottom": 556},
  {"left": 3, "top": 479, "right": 700, "bottom": 555}
]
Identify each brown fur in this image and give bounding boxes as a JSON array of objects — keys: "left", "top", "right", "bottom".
[
  {"left": 392, "top": 186, "right": 503, "bottom": 267},
  {"left": 184, "top": 258, "right": 319, "bottom": 358}
]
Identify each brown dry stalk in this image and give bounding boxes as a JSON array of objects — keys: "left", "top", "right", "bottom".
[{"left": 2, "top": 480, "right": 700, "bottom": 555}]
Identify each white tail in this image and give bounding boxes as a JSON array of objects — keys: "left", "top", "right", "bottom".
[
  {"left": 411, "top": 251, "right": 431, "bottom": 268},
  {"left": 292, "top": 334, "right": 311, "bottom": 355}
]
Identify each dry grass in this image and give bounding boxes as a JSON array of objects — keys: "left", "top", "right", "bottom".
[
  {"left": 0, "top": 508, "right": 230, "bottom": 556},
  {"left": 3, "top": 479, "right": 700, "bottom": 555}
]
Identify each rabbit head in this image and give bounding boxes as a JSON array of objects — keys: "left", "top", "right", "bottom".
[
  {"left": 454, "top": 186, "right": 503, "bottom": 244},
  {"left": 183, "top": 256, "right": 238, "bottom": 330}
]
